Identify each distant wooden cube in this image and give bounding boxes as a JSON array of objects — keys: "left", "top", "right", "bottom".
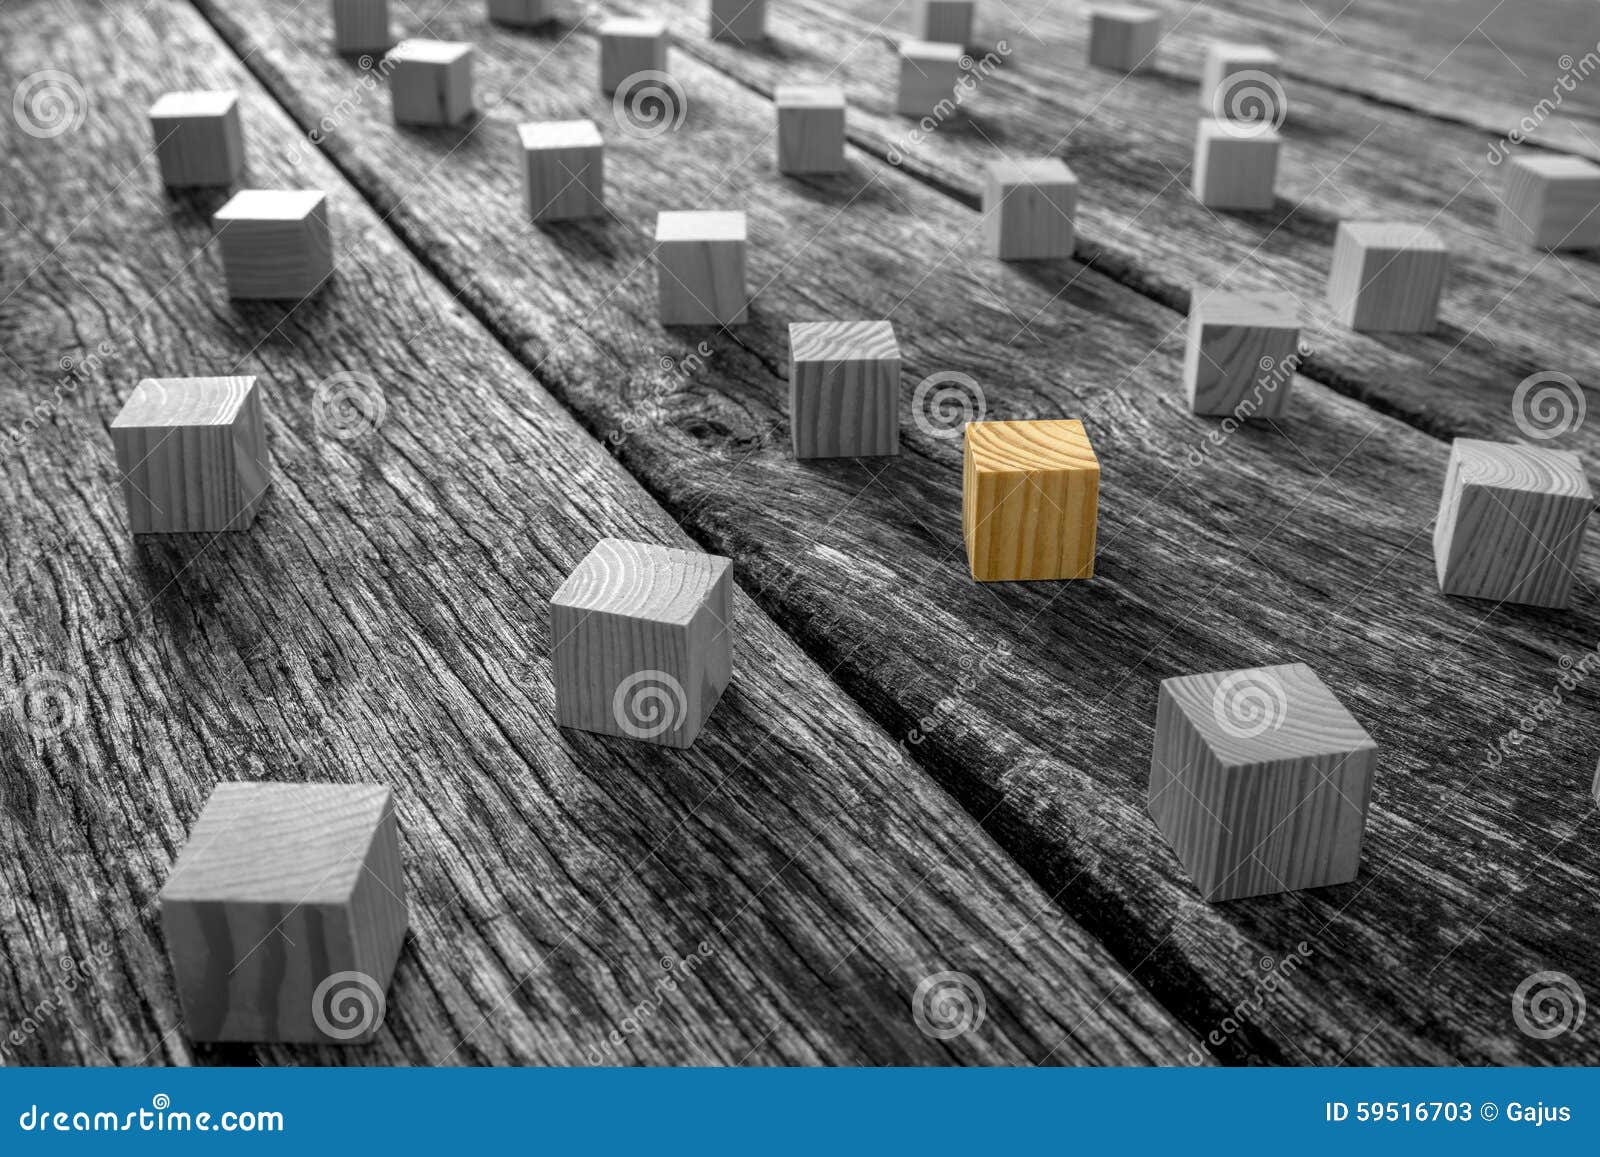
[
  {"left": 111, "top": 376, "right": 271, "bottom": 535},
  {"left": 1434, "top": 438, "right": 1592, "bottom": 609},
  {"left": 386, "top": 39, "right": 474, "bottom": 126},
  {"left": 1199, "top": 42, "right": 1281, "bottom": 119},
  {"left": 982, "top": 156, "right": 1078, "bottom": 260},
  {"left": 1183, "top": 289, "right": 1299, "bottom": 418},
  {"left": 964, "top": 419, "right": 1099, "bottom": 582},
  {"left": 654, "top": 210, "right": 747, "bottom": 326},
  {"left": 1325, "top": 221, "right": 1448, "bottom": 333},
  {"left": 1150, "top": 662, "right": 1377, "bottom": 902},
  {"left": 1088, "top": 5, "right": 1161, "bottom": 73},
  {"left": 776, "top": 83, "right": 847, "bottom": 175},
  {"left": 599, "top": 18, "right": 669, "bottom": 94},
  {"left": 1498, "top": 154, "right": 1600, "bottom": 251},
  {"left": 519, "top": 119, "right": 605, "bottom": 221},
  {"left": 213, "top": 189, "right": 333, "bottom": 301},
  {"left": 149, "top": 91, "right": 245, "bottom": 188},
  {"left": 551, "top": 538, "right": 734, "bottom": 749},
  {"left": 789, "top": 320, "right": 900, "bottom": 459},
  {"left": 487, "top": 0, "right": 557, "bottom": 26},
  {"left": 330, "top": 0, "right": 391, "bottom": 55},
  {"left": 160, "top": 782, "right": 408, "bottom": 1042},
  {"left": 918, "top": 0, "right": 974, "bottom": 45},
  {"left": 898, "top": 40, "right": 966, "bottom": 117},
  {"left": 1191, "top": 117, "right": 1279, "bottom": 210},
  {"left": 710, "top": 0, "right": 766, "bottom": 44}
]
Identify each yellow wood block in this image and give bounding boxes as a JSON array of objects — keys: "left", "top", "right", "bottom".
[{"left": 963, "top": 419, "right": 1100, "bottom": 581}]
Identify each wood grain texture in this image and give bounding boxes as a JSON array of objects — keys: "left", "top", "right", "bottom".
[
  {"left": 1150, "top": 663, "right": 1378, "bottom": 902},
  {"left": 1434, "top": 439, "right": 1594, "bottom": 610},
  {"left": 0, "top": 0, "right": 1200, "bottom": 1067},
  {"left": 330, "top": 0, "right": 391, "bottom": 55},
  {"left": 981, "top": 157, "right": 1077, "bottom": 261},
  {"left": 1087, "top": 6, "right": 1161, "bottom": 74},
  {"left": 150, "top": 91, "right": 245, "bottom": 188},
  {"left": 386, "top": 39, "right": 475, "bottom": 127},
  {"left": 1191, "top": 120, "right": 1278, "bottom": 212},
  {"left": 788, "top": 320, "right": 900, "bottom": 459},
  {"left": 1498, "top": 155, "right": 1600, "bottom": 251},
  {"left": 159, "top": 782, "right": 408, "bottom": 1042},
  {"left": 1325, "top": 222, "right": 1449, "bottom": 333},
  {"left": 964, "top": 420, "right": 1099, "bottom": 582},
  {"left": 213, "top": 189, "right": 335, "bottom": 301},
  {"left": 189, "top": 0, "right": 1600, "bottom": 1063},
  {"left": 776, "top": 84, "right": 847, "bottom": 175},
  {"left": 1183, "top": 291, "right": 1299, "bottom": 418},
  {"left": 518, "top": 119, "right": 606, "bottom": 221}
]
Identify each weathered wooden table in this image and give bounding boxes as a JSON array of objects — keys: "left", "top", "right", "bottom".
[{"left": 2, "top": 0, "right": 1597, "bottom": 1065}]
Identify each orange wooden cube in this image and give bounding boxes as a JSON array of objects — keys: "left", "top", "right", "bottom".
[{"left": 963, "top": 419, "right": 1100, "bottom": 582}]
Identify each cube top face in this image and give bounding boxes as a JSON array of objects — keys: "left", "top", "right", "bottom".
[
  {"left": 112, "top": 376, "right": 256, "bottom": 430},
  {"left": 518, "top": 118, "right": 603, "bottom": 150},
  {"left": 655, "top": 209, "right": 746, "bottom": 243},
  {"left": 790, "top": 319, "right": 899, "bottom": 364},
  {"left": 901, "top": 39, "right": 967, "bottom": 64},
  {"left": 1161, "top": 662, "right": 1375, "bottom": 769},
  {"left": 776, "top": 83, "right": 847, "bottom": 109},
  {"left": 215, "top": 188, "right": 326, "bottom": 223},
  {"left": 553, "top": 537, "right": 733, "bottom": 628},
  {"left": 987, "top": 156, "right": 1077, "bottom": 189},
  {"left": 160, "top": 782, "right": 394, "bottom": 906},
  {"left": 1511, "top": 154, "right": 1600, "bottom": 182},
  {"left": 1192, "top": 288, "right": 1298, "bottom": 330},
  {"left": 601, "top": 16, "right": 667, "bottom": 39},
  {"left": 1092, "top": 3, "right": 1159, "bottom": 20},
  {"left": 1206, "top": 42, "right": 1279, "bottom": 68},
  {"left": 1197, "top": 116, "right": 1280, "bottom": 146},
  {"left": 1449, "top": 438, "right": 1591, "bottom": 501},
  {"left": 966, "top": 418, "right": 1098, "bottom": 477},
  {"left": 1337, "top": 220, "right": 1447, "bottom": 255},
  {"left": 387, "top": 38, "right": 473, "bottom": 66},
  {"left": 150, "top": 90, "right": 238, "bottom": 120}
]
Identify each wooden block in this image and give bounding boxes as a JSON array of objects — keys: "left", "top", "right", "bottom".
[
  {"left": 918, "top": 0, "right": 974, "bottom": 45},
  {"left": 963, "top": 419, "right": 1099, "bottom": 582},
  {"left": 487, "top": 0, "right": 557, "bottom": 27},
  {"left": 1433, "top": 438, "right": 1592, "bottom": 609},
  {"left": 654, "top": 210, "right": 747, "bottom": 326},
  {"left": 213, "top": 189, "right": 334, "bottom": 300},
  {"left": 1325, "top": 221, "right": 1449, "bottom": 333},
  {"left": 897, "top": 40, "right": 966, "bottom": 117},
  {"left": 599, "top": 18, "right": 669, "bottom": 95},
  {"left": 1191, "top": 117, "right": 1279, "bottom": 210},
  {"left": 110, "top": 376, "right": 271, "bottom": 535},
  {"left": 776, "top": 83, "right": 847, "bottom": 175},
  {"left": 1199, "top": 42, "right": 1281, "bottom": 118},
  {"left": 551, "top": 537, "right": 734, "bottom": 749},
  {"left": 1498, "top": 154, "right": 1600, "bottom": 251},
  {"left": 1183, "top": 290, "right": 1299, "bottom": 418},
  {"left": 386, "top": 39, "right": 474, "bottom": 126},
  {"left": 789, "top": 320, "right": 901, "bottom": 459},
  {"left": 159, "top": 781, "right": 408, "bottom": 1042},
  {"left": 981, "top": 156, "right": 1078, "bottom": 260},
  {"left": 149, "top": 91, "right": 245, "bottom": 188},
  {"left": 1149, "top": 663, "right": 1377, "bottom": 902},
  {"left": 518, "top": 119, "right": 605, "bottom": 221},
  {"left": 330, "top": 0, "right": 390, "bottom": 55},
  {"left": 1088, "top": 5, "right": 1161, "bottom": 73},
  {"left": 710, "top": 0, "right": 766, "bottom": 44}
]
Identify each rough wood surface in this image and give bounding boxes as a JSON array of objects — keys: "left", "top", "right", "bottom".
[
  {"left": 192, "top": 0, "right": 1600, "bottom": 1063},
  {"left": 0, "top": 0, "right": 1201, "bottom": 1066}
]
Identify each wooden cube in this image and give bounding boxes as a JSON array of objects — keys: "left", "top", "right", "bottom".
[
  {"left": 1434, "top": 438, "right": 1592, "bottom": 609},
  {"left": 599, "top": 18, "right": 669, "bottom": 94},
  {"left": 519, "top": 119, "right": 605, "bottom": 221},
  {"left": 330, "top": 0, "right": 390, "bottom": 55},
  {"left": 654, "top": 210, "right": 747, "bottom": 326},
  {"left": 710, "top": 0, "right": 766, "bottom": 44},
  {"left": 150, "top": 91, "right": 245, "bottom": 188},
  {"left": 918, "top": 0, "right": 974, "bottom": 45},
  {"left": 982, "top": 157, "right": 1078, "bottom": 260},
  {"left": 1199, "top": 42, "right": 1281, "bottom": 118},
  {"left": 776, "top": 83, "right": 847, "bottom": 175},
  {"left": 1088, "top": 5, "right": 1161, "bottom": 73},
  {"left": 898, "top": 40, "right": 966, "bottom": 117},
  {"left": 386, "top": 39, "right": 474, "bottom": 126},
  {"left": 1325, "top": 221, "right": 1448, "bottom": 333},
  {"left": 487, "top": 0, "right": 557, "bottom": 26},
  {"left": 789, "top": 320, "right": 900, "bottom": 459},
  {"left": 111, "top": 376, "right": 271, "bottom": 535},
  {"left": 551, "top": 538, "right": 734, "bottom": 749},
  {"left": 1192, "top": 117, "right": 1279, "bottom": 210},
  {"left": 1150, "top": 663, "right": 1377, "bottom": 902},
  {"left": 964, "top": 419, "right": 1099, "bottom": 582},
  {"left": 1183, "top": 290, "right": 1299, "bottom": 418},
  {"left": 159, "top": 782, "right": 408, "bottom": 1042},
  {"left": 1498, "top": 154, "right": 1600, "bottom": 251},
  {"left": 213, "top": 189, "right": 333, "bottom": 301}
]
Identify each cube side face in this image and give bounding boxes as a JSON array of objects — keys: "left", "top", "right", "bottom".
[
  {"left": 1149, "top": 686, "right": 1233, "bottom": 896},
  {"left": 777, "top": 105, "right": 846, "bottom": 174},
  {"left": 216, "top": 207, "right": 333, "bottom": 300},
  {"left": 1088, "top": 11, "right": 1160, "bottom": 72},
  {"left": 656, "top": 238, "right": 747, "bottom": 326},
  {"left": 390, "top": 54, "right": 474, "bottom": 126},
  {"left": 920, "top": 0, "right": 974, "bottom": 45},
  {"left": 1184, "top": 313, "right": 1298, "bottom": 418},
  {"left": 600, "top": 34, "right": 668, "bottom": 94},
  {"left": 710, "top": 0, "right": 766, "bottom": 43},
  {"left": 345, "top": 801, "right": 410, "bottom": 996},
  {"left": 1193, "top": 131, "right": 1278, "bottom": 210},
  {"left": 789, "top": 352, "right": 901, "bottom": 459},
  {"left": 964, "top": 458, "right": 1099, "bottom": 582},
  {"left": 152, "top": 102, "right": 245, "bottom": 187},
  {"left": 897, "top": 54, "right": 961, "bottom": 116},
  {"left": 552, "top": 604, "right": 703, "bottom": 748},
  {"left": 332, "top": 0, "right": 391, "bottom": 54},
  {"left": 1436, "top": 482, "right": 1590, "bottom": 608},
  {"left": 983, "top": 176, "right": 1077, "bottom": 260},
  {"left": 488, "top": 0, "right": 557, "bottom": 26},
  {"left": 523, "top": 142, "right": 605, "bottom": 221}
]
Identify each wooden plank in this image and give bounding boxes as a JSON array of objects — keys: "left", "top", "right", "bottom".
[
  {"left": 0, "top": 0, "right": 1200, "bottom": 1066},
  {"left": 196, "top": 1, "right": 1600, "bottom": 1062}
]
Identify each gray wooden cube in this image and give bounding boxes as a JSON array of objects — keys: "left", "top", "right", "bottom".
[
  {"left": 1088, "top": 5, "right": 1161, "bottom": 73},
  {"left": 654, "top": 210, "right": 747, "bottom": 326},
  {"left": 1325, "top": 221, "right": 1448, "bottom": 333},
  {"left": 776, "top": 84, "right": 847, "bottom": 175},
  {"left": 213, "top": 189, "right": 334, "bottom": 300},
  {"left": 1199, "top": 42, "right": 1281, "bottom": 117},
  {"left": 918, "top": 0, "right": 974, "bottom": 45},
  {"left": 1434, "top": 438, "right": 1592, "bottom": 609},
  {"left": 1183, "top": 289, "right": 1299, "bottom": 418},
  {"left": 160, "top": 782, "right": 408, "bottom": 1042},
  {"left": 1498, "top": 154, "right": 1600, "bottom": 251},
  {"left": 150, "top": 91, "right": 245, "bottom": 188},
  {"left": 599, "top": 18, "right": 669, "bottom": 94},
  {"left": 982, "top": 157, "right": 1078, "bottom": 260},
  {"left": 519, "top": 119, "right": 605, "bottom": 221},
  {"left": 710, "top": 0, "right": 766, "bottom": 44},
  {"left": 1192, "top": 118, "right": 1279, "bottom": 210},
  {"left": 488, "top": 0, "right": 558, "bottom": 26},
  {"left": 331, "top": 0, "right": 391, "bottom": 55},
  {"left": 1150, "top": 662, "right": 1378, "bottom": 902},
  {"left": 789, "top": 320, "right": 901, "bottom": 459},
  {"left": 386, "top": 39, "right": 474, "bottom": 126},
  {"left": 551, "top": 538, "right": 734, "bottom": 749},
  {"left": 898, "top": 40, "right": 965, "bottom": 117}
]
